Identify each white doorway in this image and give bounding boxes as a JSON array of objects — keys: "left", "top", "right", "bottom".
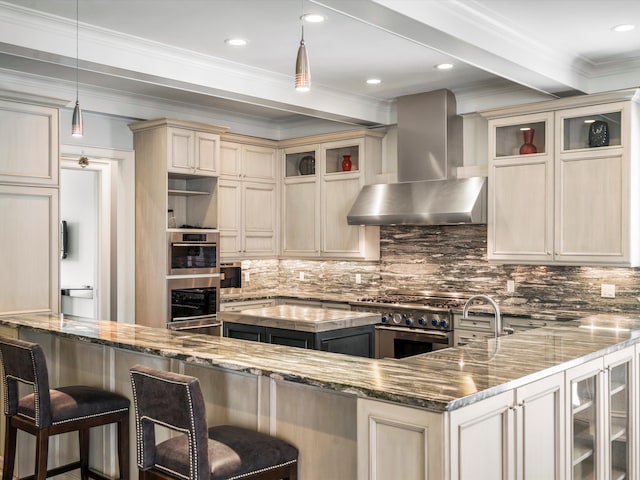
[
  {"left": 60, "top": 146, "right": 135, "bottom": 323},
  {"left": 60, "top": 165, "right": 103, "bottom": 318}
]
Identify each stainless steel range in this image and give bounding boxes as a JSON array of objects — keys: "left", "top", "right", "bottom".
[{"left": 350, "top": 290, "right": 471, "bottom": 359}]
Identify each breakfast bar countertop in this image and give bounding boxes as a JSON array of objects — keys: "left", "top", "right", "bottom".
[
  {"left": 218, "top": 305, "right": 380, "bottom": 332},
  {"left": 1, "top": 312, "right": 639, "bottom": 413}
]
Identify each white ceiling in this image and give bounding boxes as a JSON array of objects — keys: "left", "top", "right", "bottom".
[{"left": 1, "top": 0, "right": 639, "bottom": 131}]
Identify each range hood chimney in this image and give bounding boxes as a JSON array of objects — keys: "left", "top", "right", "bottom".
[{"left": 347, "top": 89, "right": 486, "bottom": 226}]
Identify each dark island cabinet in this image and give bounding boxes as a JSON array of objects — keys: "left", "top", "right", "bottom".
[{"left": 223, "top": 322, "right": 375, "bottom": 358}]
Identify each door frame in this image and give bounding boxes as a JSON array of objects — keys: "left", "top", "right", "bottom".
[{"left": 60, "top": 145, "right": 135, "bottom": 323}]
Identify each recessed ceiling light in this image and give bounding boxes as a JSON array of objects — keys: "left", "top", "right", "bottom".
[
  {"left": 225, "top": 38, "right": 248, "bottom": 46},
  {"left": 301, "top": 13, "right": 325, "bottom": 23},
  {"left": 612, "top": 24, "right": 635, "bottom": 32},
  {"left": 366, "top": 78, "right": 381, "bottom": 85},
  {"left": 435, "top": 63, "right": 454, "bottom": 70}
]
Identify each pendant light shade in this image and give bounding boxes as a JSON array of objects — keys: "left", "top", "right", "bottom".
[
  {"left": 295, "top": 25, "right": 310, "bottom": 92},
  {"left": 71, "top": 0, "right": 83, "bottom": 137},
  {"left": 71, "top": 100, "right": 83, "bottom": 136}
]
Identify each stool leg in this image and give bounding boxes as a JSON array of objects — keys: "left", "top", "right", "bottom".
[
  {"left": 118, "top": 414, "right": 130, "bottom": 480},
  {"left": 3, "top": 419, "right": 17, "bottom": 480},
  {"left": 34, "top": 429, "right": 49, "bottom": 480},
  {"left": 79, "top": 427, "right": 90, "bottom": 480}
]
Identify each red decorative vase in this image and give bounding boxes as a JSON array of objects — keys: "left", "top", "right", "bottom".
[
  {"left": 519, "top": 128, "right": 537, "bottom": 155},
  {"left": 341, "top": 155, "right": 352, "bottom": 171}
]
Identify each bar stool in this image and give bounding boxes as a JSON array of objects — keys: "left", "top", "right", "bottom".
[
  {"left": 0, "top": 336, "right": 130, "bottom": 480},
  {"left": 129, "top": 365, "right": 298, "bottom": 480}
]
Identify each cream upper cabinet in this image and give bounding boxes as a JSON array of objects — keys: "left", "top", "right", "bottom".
[
  {"left": 485, "top": 90, "right": 640, "bottom": 266},
  {"left": 167, "top": 126, "right": 221, "bottom": 176},
  {"left": 0, "top": 96, "right": 60, "bottom": 316},
  {"left": 219, "top": 138, "right": 278, "bottom": 258},
  {"left": 554, "top": 103, "right": 631, "bottom": 264},
  {"left": 280, "top": 130, "right": 383, "bottom": 260},
  {"left": 282, "top": 144, "right": 320, "bottom": 256},
  {"left": 0, "top": 99, "right": 59, "bottom": 186},
  {"left": 488, "top": 112, "right": 554, "bottom": 263},
  {"left": 0, "top": 185, "right": 59, "bottom": 315}
]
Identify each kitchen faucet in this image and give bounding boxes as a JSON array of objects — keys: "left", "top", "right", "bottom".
[{"left": 462, "top": 294, "right": 503, "bottom": 338}]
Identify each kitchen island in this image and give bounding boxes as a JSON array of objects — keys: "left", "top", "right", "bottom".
[
  {"left": 0, "top": 312, "right": 639, "bottom": 479},
  {"left": 219, "top": 305, "right": 379, "bottom": 357}
]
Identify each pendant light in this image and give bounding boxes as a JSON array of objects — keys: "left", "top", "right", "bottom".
[
  {"left": 71, "top": 0, "right": 83, "bottom": 137},
  {"left": 295, "top": 23, "right": 310, "bottom": 92}
]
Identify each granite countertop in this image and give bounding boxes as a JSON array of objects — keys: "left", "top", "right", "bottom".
[
  {"left": 1, "top": 312, "right": 639, "bottom": 412},
  {"left": 218, "top": 305, "right": 380, "bottom": 332}
]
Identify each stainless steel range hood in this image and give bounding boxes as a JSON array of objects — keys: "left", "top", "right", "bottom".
[{"left": 347, "top": 89, "right": 487, "bottom": 226}]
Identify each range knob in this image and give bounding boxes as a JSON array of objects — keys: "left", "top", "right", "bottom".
[
  {"left": 431, "top": 319, "right": 439, "bottom": 327},
  {"left": 417, "top": 317, "right": 427, "bottom": 325},
  {"left": 404, "top": 314, "right": 413, "bottom": 326},
  {"left": 381, "top": 314, "right": 389, "bottom": 324},
  {"left": 439, "top": 319, "right": 449, "bottom": 328}
]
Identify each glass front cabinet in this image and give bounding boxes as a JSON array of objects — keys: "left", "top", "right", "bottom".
[
  {"left": 485, "top": 90, "right": 640, "bottom": 266},
  {"left": 566, "top": 346, "right": 633, "bottom": 480}
]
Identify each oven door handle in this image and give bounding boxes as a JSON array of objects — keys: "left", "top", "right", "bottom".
[
  {"left": 375, "top": 326, "right": 451, "bottom": 338},
  {"left": 171, "top": 243, "right": 214, "bottom": 247}
]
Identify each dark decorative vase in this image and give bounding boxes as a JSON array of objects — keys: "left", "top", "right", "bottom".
[
  {"left": 519, "top": 128, "right": 537, "bottom": 155},
  {"left": 341, "top": 154, "right": 352, "bottom": 172}
]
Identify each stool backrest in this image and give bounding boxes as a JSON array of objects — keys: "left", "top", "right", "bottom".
[
  {"left": 130, "top": 365, "right": 210, "bottom": 480},
  {"left": 0, "top": 336, "right": 52, "bottom": 427}
]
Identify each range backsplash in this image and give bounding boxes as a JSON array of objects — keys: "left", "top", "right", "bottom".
[
  {"left": 243, "top": 225, "right": 640, "bottom": 314},
  {"left": 378, "top": 225, "right": 640, "bottom": 313}
]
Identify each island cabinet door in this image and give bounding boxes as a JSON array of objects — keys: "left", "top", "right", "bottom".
[
  {"left": 448, "top": 390, "right": 514, "bottom": 480},
  {"left": 515, "top": 371, "right": 565, "bottom": 480},
  {"left": 449, "top": 372, "right": 564, "bottom": 480},
  {"left": 223, "top": 322, "right": 266, "bottom": 342},
  {"left": 357, "top": 398, "right": 444, "bottom": 480}
]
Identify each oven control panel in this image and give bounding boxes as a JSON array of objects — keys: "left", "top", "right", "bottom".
[{"left": 353, "top": 308, "right": 452, "bottom": 331}]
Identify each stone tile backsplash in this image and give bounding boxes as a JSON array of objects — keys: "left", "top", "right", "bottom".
[{"left": 242, "top": 225, "right": 640, "bottom": 314}]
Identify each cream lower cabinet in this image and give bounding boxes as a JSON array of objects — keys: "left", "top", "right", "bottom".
[
  {"left": 485, "top": 90, "right": 640, "bottom": 266},
  {"left": 219, "top": 139, "right": 278, "bottom": 258},
  {"left": 357, "top": 398, "right": 444, "bottom": 480},
  {"left": 566, "top": 346, "right": 634, "bottom": 480},
  {"left": 449, "top": 371, "right": 565, "bottom": 480}
]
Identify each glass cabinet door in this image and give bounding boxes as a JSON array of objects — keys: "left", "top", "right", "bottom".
[
  {"left": 608, "top": 361, "right": 630, "bottom": 480},
  {"left": 570, "top": 374, "right": 598, "bottom": 479},
  {"left": 285, "top": 149, "right": 316, "bottom": 177},
  {"left": 493, "top": 119, "right": 547, "bottom": 157},
  {"left": 561, "top": 110, "right": 622, "bottom": 152}
]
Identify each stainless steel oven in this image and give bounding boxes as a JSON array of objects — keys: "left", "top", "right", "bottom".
[
  {"left": 168, "top": 231, "right": 219, "bottom": 275},
  {"left": 375, "top": 325, "right": 451, "bottom": 359},
  {"left": 167, "top": 276, "right": 220, "bottom": 334}
]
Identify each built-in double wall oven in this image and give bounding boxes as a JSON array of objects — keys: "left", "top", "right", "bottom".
[{"left": 166, "top": 231, "right": 221, "bottom": 335}]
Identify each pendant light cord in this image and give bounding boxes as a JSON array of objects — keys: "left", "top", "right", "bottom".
[{"left": 75, "top": 0, "right": 79, "bottom": 101}]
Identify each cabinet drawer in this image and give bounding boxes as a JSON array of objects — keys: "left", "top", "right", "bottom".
[{"left": 453, "top": 313, "right": 494, "bottom": 332}]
